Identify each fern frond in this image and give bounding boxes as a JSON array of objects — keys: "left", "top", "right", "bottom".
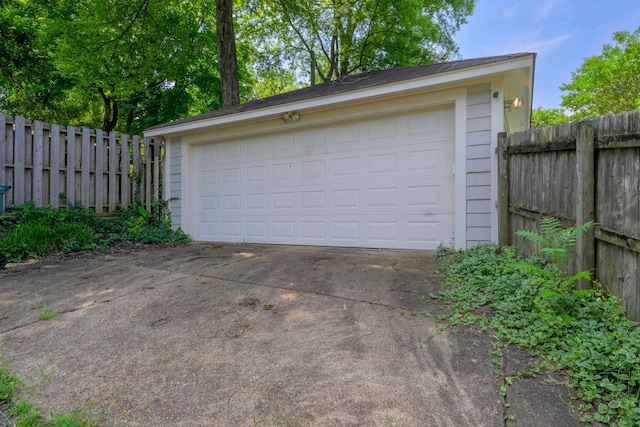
[
  {"left": 516, "top": 218, "right": 596, "bottom": 274},
  {"left": 539, "top": 217, "right": 563, "bottom": 243},
  {"left": 516, "top": 229, "right": 549, "bottom": 246},
  {"left": 559, "top": 270, "right": 591, "bottom": 290},
  {"left": 541, "top": 247, "right": 569, "bottom": 262},
  {"left": 567, "top": 220, "right": 597, "bottom": 240}
]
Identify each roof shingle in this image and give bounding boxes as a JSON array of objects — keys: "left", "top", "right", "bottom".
[{"left": 146, "top": 53, "right": 532, "bottom": 131}]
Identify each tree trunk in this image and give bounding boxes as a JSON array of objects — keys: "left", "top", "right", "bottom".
[
  {"left": 310, "top": 51, "right": 316, "bottom": 85},
  {"left": 99, "top": 87, "right": 118, "bottom": 132},
  {"left": 216, "top": 0, "right": 240, "bottom": 109}
]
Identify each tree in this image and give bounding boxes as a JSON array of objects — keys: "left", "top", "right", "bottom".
[
  {"left": 1, "top": 0, "right": 476, "bottom": 131},
  {"left": 241, "top": 0, "right": 475, "bottom": 85},
  {"left": 0, "top": 0, "right": 230, "bottom": 133},
  {"left": 50, "top": 0, "right": 223, "bottom": 132},
  {"left": 0, "top": 0, "right": 80, "bottom": 125},
  {"left": 531, "top": 107, "right": 572, "bottom": 128},
  {"left": 561, "top": 28, "right": 640, "bottom": 118}
]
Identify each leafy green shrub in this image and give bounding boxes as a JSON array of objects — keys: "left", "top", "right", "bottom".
[
  {"left": 0, "top": 222, "right": 96, "bottom": 262},
  {"left": 5, "top": 203, "right": 97, "bottom": 229},
  {"left": 0, "top": 202, "right": 190, "bottom": 261}
]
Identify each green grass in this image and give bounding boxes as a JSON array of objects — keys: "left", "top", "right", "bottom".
[
  {"left": 435, "top": 243, "right": 640, "bottom": 426},
  {"left": 0, "top": 203, "right": 191, "bottom": 262},
  {"left": 1, "top": 349, "right": 98, "bottom": 426},
  {"left": 34, "top": 304, "right": 62, "bottom": 321}
]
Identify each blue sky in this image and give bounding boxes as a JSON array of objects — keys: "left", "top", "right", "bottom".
[{"left": 455, "top": 0, "right": 640, "bottom": 109}]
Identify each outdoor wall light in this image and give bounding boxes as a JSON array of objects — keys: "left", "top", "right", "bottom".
[
  {"left": 504, "top": 97, "right": 523, "bottom": 111},
  {"left": 282, "top": 112, "right": 300, "bottom": 123}
]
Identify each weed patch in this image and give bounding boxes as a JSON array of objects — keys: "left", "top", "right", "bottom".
[
  {"left": 34, "top": 304, "right": 62, "bottom": 321},
  {"left": 437, "top": 243, "right": 640, "bottom": 425},
  {"left": 0, "top": 347, "right": 98, "bottom": 426}
]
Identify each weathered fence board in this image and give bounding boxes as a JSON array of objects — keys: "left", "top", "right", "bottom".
[
  {"left": 0, "top": 113, "right": 164, "bottom": 213},
  {"left": 499, "top": 110, "right": 640, "bottom": 320}
]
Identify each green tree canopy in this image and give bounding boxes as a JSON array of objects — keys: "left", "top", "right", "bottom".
[
  {"left": 530, "top": 107, "right": 571, "bottom": 128},
  {"left": 561, "top": 28, "right": 640, "bottom": 119},
  {"left": 530, "top": 27, "right": 640, "bottom": 128},
  {"left": 0, "top": 0, "right": 235, "bottom": 133},
  {"left": 241, "top": 0, "right": 476, "bottom": 85},
  {"left": 1, "top": 0, "right": 476, "bottom": 132}
]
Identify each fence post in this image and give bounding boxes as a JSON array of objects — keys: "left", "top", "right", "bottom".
[
  {"left": 497, "top": 132, "right": 510, "bottom": 246},
  {"left": 575, "top": 121, "right": 596, "bottom": 289}
]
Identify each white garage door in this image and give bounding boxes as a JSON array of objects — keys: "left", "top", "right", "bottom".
[{"left": 192, "top": 108, "right": 455, "bottom": 249}]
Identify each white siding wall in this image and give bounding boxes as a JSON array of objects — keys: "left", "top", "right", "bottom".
[
  {"left": 466, "top": 84, "right": 492, "bottom": 246},
  {"left": 168, "top": 137, "right": 182, "bottom": 228}
]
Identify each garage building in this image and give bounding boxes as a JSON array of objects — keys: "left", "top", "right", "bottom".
[{"left": 145, "top": 53, "right": 535, "bottom": 250}]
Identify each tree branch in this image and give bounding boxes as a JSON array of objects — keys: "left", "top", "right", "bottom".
[{"left": 96, "top": 0, "right": 150, "bottom": 51}]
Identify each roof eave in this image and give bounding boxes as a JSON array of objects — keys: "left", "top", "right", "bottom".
[{"left": 145, "top": 54, "right": 535, "bottom": 138}]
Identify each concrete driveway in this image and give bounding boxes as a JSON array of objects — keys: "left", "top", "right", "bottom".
[{"left": 0, "top": 243, "right": 583, "bottom": 426}]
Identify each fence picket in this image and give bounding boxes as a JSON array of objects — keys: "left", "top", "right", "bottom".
[
  {"left": 109, "top": 132, "right": 117, "bottom": 211},
  {"left": 33, "top": 121, "right": 44, "bottom": 206},
  {"left": 144, "top": 137, "right": 152, "bottom": 212},
  {"left": 81, "top": 127, "right": 91, "bottom": 207},
  {"left": 121, "top": 134, "right": 130, "bottom": 208},
  {"left": 0, "top": 113, "right": 163, "bottom": 214},
  {"left": 14, "top": 117, "right": 26, "bottom": 205},
  {"left": 50, "top": 125, "right": 61, "bottom": 207},
  {"left": 66, "top": 126, "right": 76, "bottom": 205}
]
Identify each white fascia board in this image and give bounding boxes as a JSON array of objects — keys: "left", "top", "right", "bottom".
[
  {"left": 453, "top": 88, "right": 467, "bottom": 250},
  {"left": 145, "top": 56, "right": 534, "bottom": 138},
  {"left": 490, "top": 79, "right": 505, "bottom": 244}
]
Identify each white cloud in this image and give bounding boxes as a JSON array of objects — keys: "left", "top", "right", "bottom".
[
  {"left": 535, "top": 0, "right": 565, "bottom": 21},
  {"left": 501, "top": 4, "right": 523, "bottom": 22},
  {"left": 507, "top": 32, "right": 575, "bottom": 54}
]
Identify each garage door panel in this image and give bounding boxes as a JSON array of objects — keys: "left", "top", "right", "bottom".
[
  {"left": 365, "top": 119, "right": 398, "bottom": 143},
  {"left": 194, "top": 213, "right": 454, "bottom": 249},
  {"left": 222, "top": 140, "right": 242, "bottom": 160},
  {"left": 273, "top": 221, "right": 295, "bottom": 239},
  {"left": 222, "top": 168, "right": 241, "bottom": 184},
  {"left": 332, "top": 156, "right": 360, "bottom": 176},
  {"left": 274, "top": 134, "right": 295, "bottom": 154},
  {"left": 246, "top": 193, "right": 267, "bottom": 210},
  {"left": 245, "top": 136, "right": 267, "bottom": 157},
  {"left": 193, "top": 108, "right": 455, "bottom": 249},
  {"left": 408, "top": 114, "right": 442, "bottom": 137},
  {"left": 198, "top": 177, "right": 453, "bottom": 218},
  {"left": 273, "top": 192, "right": 295, "bottom": 209},
  {"left": 197, "top": 142, "right": 452, "bottom": 189}
]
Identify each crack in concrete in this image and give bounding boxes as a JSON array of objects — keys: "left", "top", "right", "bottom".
[{"left": 2, "top": 257, "right": 420, "bottom": 335}]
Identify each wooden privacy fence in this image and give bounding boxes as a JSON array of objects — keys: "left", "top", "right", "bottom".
[
  {"left": 498, "top": 110, "right": 640, "bottom": 320},
  {"left": 0, "top": 113, "right": 164, "bottom": 213}
]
